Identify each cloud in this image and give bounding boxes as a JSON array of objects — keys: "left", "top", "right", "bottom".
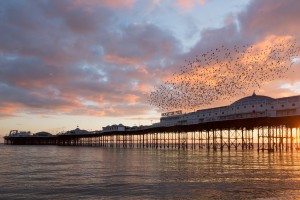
[
  {"left": 0, "top": 1, "right": 182, "bottom": 119},
  {"left": 176, "top": 0, "right": 207, "bottom": 11},
  {"left": 239, "top": 0, "right": 300, "bottom": 39},
  {"left": 0, "top": 1, "right": 113, "bottom": 67},
  {"left": 73, "top": 0, "right": 138, "bottom": 9},
  {"left": 105, "top": 23, "right": 181, "bottom": 62},
  {"left": 1, "top": 0, "right": 300, "bottom": 122},
  {"left": 0, "top": 102, "right": 21, "bottom": 119}
]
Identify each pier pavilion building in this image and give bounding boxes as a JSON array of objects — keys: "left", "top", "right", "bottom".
[{"left": 155, "top": 92, "right": 300, "bottom": 128}]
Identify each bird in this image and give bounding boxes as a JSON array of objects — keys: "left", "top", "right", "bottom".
[{"left": 148, "top": 38, "right": 300, "bottom": 113}]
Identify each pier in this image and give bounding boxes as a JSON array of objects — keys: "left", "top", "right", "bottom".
[
  {"left": 4, "top": 116, "right": 300, "bottom": 152},
  {"left": 4, "top": 93, "right": 300, "bottom": 152}
]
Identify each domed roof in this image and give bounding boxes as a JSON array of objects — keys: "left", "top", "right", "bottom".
[
  {"left": 231, "top": 92, "right": 274, "bottom": 106},
  {"left": 34, "top": 131, "right": 52, "bottom": 136}
]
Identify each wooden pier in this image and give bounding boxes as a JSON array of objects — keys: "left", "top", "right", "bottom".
[{"left": 4, "top": 116, "right": 300, "bottom": 152}]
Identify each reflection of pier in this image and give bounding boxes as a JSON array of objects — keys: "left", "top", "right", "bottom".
[{"left": 4, "top": 116, "right": 300, "bottom": 152}]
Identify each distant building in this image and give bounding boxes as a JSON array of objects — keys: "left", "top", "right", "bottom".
[
  {"left": 9, "top": 130, "right": 31, "bottom": 137},
  {"left": 157, "top": 92, "right": 300, "bottom": 127},
  {"left": 63, "top": 127, "right": 90, "bottom": 135},
  {"left": 102, "top": 124, "right": 126, "bottom": 132},
  {"left": 33, "top": 132, "right": 52, "bottom": 137}
]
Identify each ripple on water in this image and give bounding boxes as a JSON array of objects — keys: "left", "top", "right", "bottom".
[{"left": 1, "top": 145, "right": 300, "bottom": 199}]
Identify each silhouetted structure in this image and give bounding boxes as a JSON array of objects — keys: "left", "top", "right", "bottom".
[{"left": 4, "top": 94, "right": 300, "bottom": 152}]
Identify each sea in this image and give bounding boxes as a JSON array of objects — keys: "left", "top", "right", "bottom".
[{"left": 1, "top": 144, "right": 300, "bottom": 200}]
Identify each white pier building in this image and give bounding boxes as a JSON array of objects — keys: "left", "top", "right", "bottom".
[{"left": 157, "top": 92, "right": 300, "bottom": 127}]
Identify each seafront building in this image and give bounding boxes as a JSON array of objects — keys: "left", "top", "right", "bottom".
[{"left": 101, "top": 92, "right": 300, "bottom": 131}]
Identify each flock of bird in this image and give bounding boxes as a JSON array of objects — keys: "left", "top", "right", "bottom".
[{"left": 148, "top": 38, "right": 300, "bottom": 112}]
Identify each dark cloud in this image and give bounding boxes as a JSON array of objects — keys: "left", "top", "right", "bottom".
[
  {"left": 0, "top": 82, "right": 77, "bottom": 109},
  {"left": 0, "top": 56, "right": 55, "bottom": 86},
  {"left": 189, "top": 23, "right": 247, "bottom": 56},
  {"left": 0, "top": 0, "right": 113, "bottom": 66},
  {"left": 105, "top": 23, "right": 181, "bottom": 61},
  {"left": 0, "top": 0, "right": 182, "bottom": 118},
  {"left": 0, "top": 0, "right": 300, "bottom": 120},
  {"left": 239, "top": 0, "right": 300, "bottom": 39}
]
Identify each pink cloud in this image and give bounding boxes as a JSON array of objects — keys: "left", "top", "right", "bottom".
[
  {"left": 0, "top": 103, "right": 22, "bottom": 119},
  {"left": 73, "top": 0, "right": 137, "bottom": 10},
  {"left": 124, "top": 94, "right": 140, "bottom": 103},
  {"left": 176, "top": 0, "right": 207, "bottom": 11},
  {"left": 104, "top": 54, "right": 142, "bottom": 65}
]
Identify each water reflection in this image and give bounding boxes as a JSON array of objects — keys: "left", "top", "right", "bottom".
[{"left": 1, "top": 145, "right": 300, "bottom": 199}]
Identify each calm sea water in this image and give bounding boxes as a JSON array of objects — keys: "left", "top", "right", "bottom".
[{"left": 1, "top": 144, "right": 300, "bottom": 199}]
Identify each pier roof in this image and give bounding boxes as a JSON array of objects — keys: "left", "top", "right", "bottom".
[{"left": 231, "top": 92, "right": 274, "bottom": 106}]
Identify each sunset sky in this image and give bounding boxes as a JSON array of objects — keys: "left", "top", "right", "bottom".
[{"left": 1, "top": 0, "right": 300, "bottom": 136}]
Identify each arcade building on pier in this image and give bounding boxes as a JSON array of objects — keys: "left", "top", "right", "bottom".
[{"left": 155, "top": 92, "right": 300, "bottom": 127}]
